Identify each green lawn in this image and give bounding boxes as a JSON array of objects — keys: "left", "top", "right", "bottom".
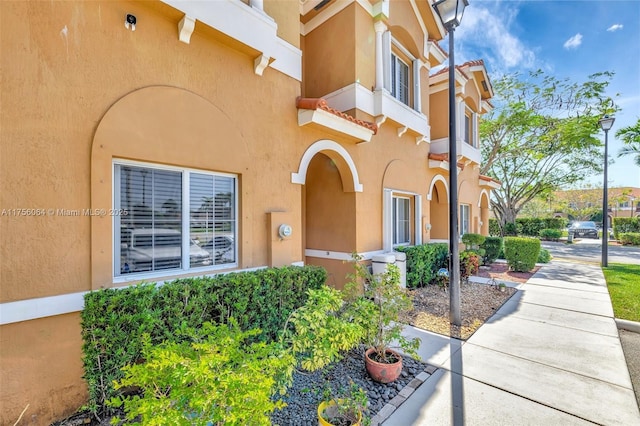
[{"left": 603, "top": 263, "right": 640, "bottom": 322}]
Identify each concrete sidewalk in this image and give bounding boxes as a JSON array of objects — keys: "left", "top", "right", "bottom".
[{"left": 382, "top": 261, "right": 640, "bottom": 425}]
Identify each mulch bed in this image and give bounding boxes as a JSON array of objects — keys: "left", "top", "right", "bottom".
[{"left": 399, "top": 263, "right": 538, "bottom": 340}]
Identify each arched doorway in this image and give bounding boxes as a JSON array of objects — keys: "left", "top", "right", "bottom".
[
  {"left": 427, "top": 175, "right": 449, "bottom": 240},
  {"left": 292, "top": 140, "right": 361, "bottom": 288}
]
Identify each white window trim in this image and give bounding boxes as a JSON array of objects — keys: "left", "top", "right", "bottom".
[
  {"left": 383, "top": 189, "right": 422, "bottom": 251},
  {"left": 393, "top": 195, "right": 411, "bottom": 246},
  {"left": 112, "top": 159, "right": 238, "bottom": 283},
  {"left": 460, "top": 203, "right": 471, "bottom": 237}
]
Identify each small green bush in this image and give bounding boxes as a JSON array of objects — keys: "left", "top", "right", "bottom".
[
  {"left": 395, "top": 243, "right": 448, "bottom": 288},
  {"left": 481, "top": 236, "right": 503, "bottom": 265},
  {"left": 543, "top": 217, "right": 568, "bottom": 230},
  {"left": 503, "top": 222, "right": 519, "bottom": 236},
  {"left": 613, "top": 217, "right": 640, "bottom": 240},
  {"left": 539, "top": 228, "right": 562, "bottom": 241},
  {"left": 82, "top": 266, "right": 326, "bottom": 417},
  {"left": 504, "top": 237, "right": 541, "bottom": 272},
  {"left": 619, "top": 232, "right": 640, "bottom": 246},
  {"left": 489, "top": 218, "right": 501, "bottom": 236},
  {"left": 461, "top": 233, "right": 486, "bottom": 249},
  {"left": 537, "top": 248, "right": 552, "bottom": 263},
  {"left": 110, "top": 320, "right": 294, "bottom": 426}
]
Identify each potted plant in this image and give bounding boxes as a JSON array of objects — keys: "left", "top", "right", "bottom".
[
  {"left": 317, "top": 381, "right": 368, "bottom": 426},
  {"left": 345, "top": 254, "right": 420, "bottom": 384}
]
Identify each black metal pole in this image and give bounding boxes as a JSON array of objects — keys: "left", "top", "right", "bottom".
[
  {"left": 602, "top": 129, "right": 609, "bottom": 267},
  {"left": 448, "top": 25, "right": 461, "bottom": 326}
]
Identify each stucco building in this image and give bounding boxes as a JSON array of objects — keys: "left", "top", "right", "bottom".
[{"left": 0, "top": 0, "right": 497, "bottom": 423}]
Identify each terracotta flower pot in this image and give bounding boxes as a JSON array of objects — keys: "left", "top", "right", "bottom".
[
  {"left": 364, "top": 347, "right": 403, "bottom": 383},
  {"left": 317, "top": 399, "right": 362, "bottom": 426}
]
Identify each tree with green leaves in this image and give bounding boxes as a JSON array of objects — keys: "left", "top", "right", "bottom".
[
  {"left": 480, "top": 70, "right": 616, "bottom": 228},
  {"left": 616, "top": 118, "right": 640, "bottom": 166}
]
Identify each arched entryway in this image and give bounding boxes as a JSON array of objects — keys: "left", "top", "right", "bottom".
[
  {"left": 478, "top": 190, "right": 491, "bottom": 235},
  {"left": 292, "top": 140, "right": 361, "bottom": 288},
  {"left": 427, "top": 175, "right": 449, "bottom": 240}
]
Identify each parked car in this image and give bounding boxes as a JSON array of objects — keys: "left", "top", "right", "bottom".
[
  {"left": 568, "top": 221, "right": 599, "bottom": 239},
  {"left": 201, "top": 235, "right": 234, "bottom": 263},
  {"left": 121, "top": 228, "right": 212, "bottom": 273}
]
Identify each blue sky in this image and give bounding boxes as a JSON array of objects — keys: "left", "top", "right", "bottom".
[{"left": 453, "top": 0, "right": 640, "bottom": 188}]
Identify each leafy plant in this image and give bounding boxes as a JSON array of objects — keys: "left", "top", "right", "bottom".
[
  {"left": 480, "top": 236, "right": 503, "bottom": 265},
  {"left": 619, "top": 232, "right": 640, "bottom": 246},
  {"left": 537, "top": 248, "right": 552, "bottom": 263},
  {"left": 395, "top": 243, "right": 448, "bottom": 287},
  {"left": 345, "top": 254, "right": 420, "bottom": 364},
  {"left": 539, "top": 228, "right": 562, "bottom": 241},
  {"left": 283, "top": 286, "right": 367, "bottom": 371},
  {"left": 81, "top": 266, "right": 326, "bottom": 417},
  {"left": 504, "top": 237, "right": 541, "bottom": 272},
  {"left": 319, "top": 380, "right": 369, "bottom": 426},
  {"left": 109, "top": 320, "right": 295, "bottom": 426},
  {"left": 459, "top": 251, "right": 480, "bottom": 283}
]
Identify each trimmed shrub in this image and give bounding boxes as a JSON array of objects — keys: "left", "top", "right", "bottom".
[
  {"left": 518, "top": 218, "right": 545, "bottom": 237},
  {"left": 620, "top": 232, "right": 640, "bottom": 246},
  {"left": 503, "top": 222, "right": 520, "bottom": 236},
  {"left": 537, "top": 248, "right": 552, "bottom": 263},
  {"left": 461, "top": 233, "right": 486, "bottom": 249},
  {"left": 613, "top": 217, "right": 640, "bottom": 240},
  {"left": 395, "top": 243, "right": 448, "bottom": 288},
  {"left": 489, "top": 218, "right": 501, "bottom": 236},
  {"left": 481, "top": 236, "right": 503, "bottom": 265},
  {"left": 504, "top": 237, "right": 541, "bottom": 272},
  {"left": 539, "top": 228, "right": 562, "bottom": 241},
  {"left": 81, "top": 265, "right": 326, "bottom": 417},
  {"left": 543, "top": 217, "right": 568, "bottom": 230}
]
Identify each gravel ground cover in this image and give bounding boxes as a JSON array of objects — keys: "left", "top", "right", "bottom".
[{"left": 271, "top": 345, "right": 430, "bottom": 426}]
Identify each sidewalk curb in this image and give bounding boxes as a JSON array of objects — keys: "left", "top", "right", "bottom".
[{"left": 616, "top": 318, "right": 640, "bottom": 334}]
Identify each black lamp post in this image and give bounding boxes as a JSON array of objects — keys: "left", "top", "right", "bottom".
[
  {"left": 433, "top": 0, "right": 468, "bottom": 326},
  {"left": 599, "top": 114, "right": 615, "bottom": 267}
]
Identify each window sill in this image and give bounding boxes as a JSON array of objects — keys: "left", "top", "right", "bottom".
[{"left": 112, "top": 263, "right": 239, "bottom": 285}]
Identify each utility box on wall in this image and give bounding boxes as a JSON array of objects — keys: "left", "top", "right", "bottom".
[{"left": 267, "top": 211, "right": 294, "bottom": 267}]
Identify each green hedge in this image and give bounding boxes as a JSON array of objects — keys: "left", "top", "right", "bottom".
[
  {"left": 537, "top": 248, "right": 552, "bottom": 263},
  {"left": 490, "top": 218, "right": 567, "bottom": 237},
  {"left": 81, "top": 265, "right": 326, "bottom": 416},
  {"left": 481, "top": 236, "right": 503, "bottom": 265},
  {"left": 620, "top": 232, "right": 640, "bottom": 246},
  {"left": 539, "top": 228, "right": 562, "bottom": 241},
  {"left": 613, "top": 217, "right": 640, "bottom": 240},
  {"left": 504, "top": 237, "right": 541, "bottom": 272},
  {"left": 489, "top": 218, "right": 501, "bottom": 236},
  {"left": 395, "top": 243, "right": 448, "bottom": 288}
]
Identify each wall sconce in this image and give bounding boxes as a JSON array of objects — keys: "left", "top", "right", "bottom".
[
  {"left": 125, "top": 14, "right": 137, "bottom": 31},
  {"left": 425, "top": 223, "right": 432, "bottom": 231},
  {"left": 479, "top": 220, "right": 484, "bottom": 226}
]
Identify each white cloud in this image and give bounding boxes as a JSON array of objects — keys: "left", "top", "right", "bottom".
[
  {"left": 607, "top": 24, "right": 623, "bottom": 32},
  {"left": 456, "top": 5, "right": 536, "bottom": 70},
  {"left": 563, "top": 33, "right": 583, "bottom": 50}
]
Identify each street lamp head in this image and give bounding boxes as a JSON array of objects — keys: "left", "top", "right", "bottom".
[
  {"left": 432, "top": 0, "right": 469, "bottom": 30},
  {"left": 599, "top": 114, "right": 615, "bottom": 131}
]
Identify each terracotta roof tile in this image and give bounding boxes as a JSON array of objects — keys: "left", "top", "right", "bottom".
[
  {"left": 428, "top": 152, "right": 465, "bottom": 170},
  {"left": 296, "top": 97, "right": 378, "bottom": 134},
  {"left": 480, "top": 174, "right": 501, "bottom": 184}
]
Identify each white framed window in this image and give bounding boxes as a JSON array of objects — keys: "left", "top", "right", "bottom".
[
  {"left": 460, "top": 204, "right": 470, "bottom": 237},
  {"left": 114, "top": 161, "right": 237, "bottom": 278},
  {"left": 393, "top": 196, "right": 411, "bottom": 245},
  {"left": 391, "top": 53, "right": 410, "bottom": 106},
  {"left": 464, "top": 109, "right": 476, "bottom": 147}
]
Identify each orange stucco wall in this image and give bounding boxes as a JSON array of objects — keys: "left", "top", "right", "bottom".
[
  {"left": 429, "top": 89, "right": 449, "bottom": 140},
  {"left": 302, "top": 4, "right": 357, "bottom": 98},
  {"left": 0, "top": 314, "right": 86, "bottom": 425},
  {"left": 1, "top": 0, "right": 493, "bottom": 422}
]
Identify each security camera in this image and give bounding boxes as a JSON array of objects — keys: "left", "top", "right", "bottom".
[{"left": 125, "top": 14, "right": 137, "bottom": 31}]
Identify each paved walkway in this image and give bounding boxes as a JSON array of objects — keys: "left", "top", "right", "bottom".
[{"left": 383, "top": 261, "right": 640, "bottom": 425}]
